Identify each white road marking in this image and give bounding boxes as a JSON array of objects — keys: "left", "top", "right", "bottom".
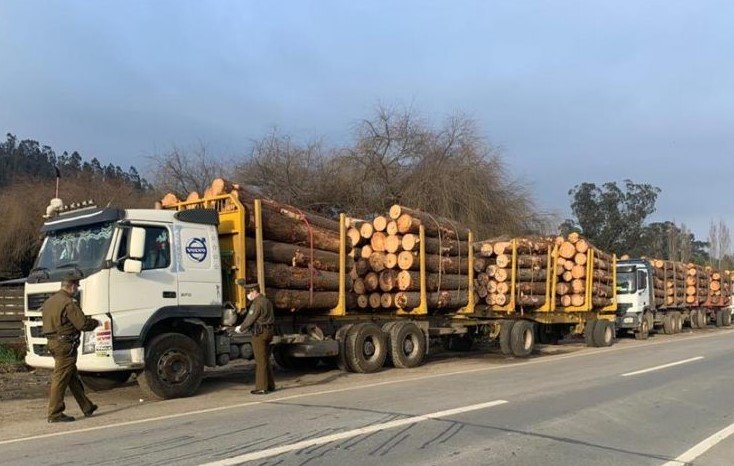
[
  {"left": 199, "top": 400, "right": 508, "bottom": 465},
  {"left": 621, "top": 356, "right": 704, "bottom": 377},
  {"left": 662, "top": 421, "right": 734, "bottom": 465},
  {"left": 0, "top": 329, "right": 730, "bottom": 446}
]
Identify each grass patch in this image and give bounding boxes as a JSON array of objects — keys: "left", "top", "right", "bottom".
[{"left": 0, "top": 343, "right": 24, "bottom": 365}]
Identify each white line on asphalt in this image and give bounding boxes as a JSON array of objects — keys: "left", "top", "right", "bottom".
[
  {"left": 662, "top": 421, "right": 734, "bottom": 465},
  {"left": 1, "top": 328, "right": 730, "bottom": 446},
  {"left": 621, "top": 356, "right": 704, "bottom": 377},
  {"left": 199, "top": 400, "right": 508, "bottom": 465}
]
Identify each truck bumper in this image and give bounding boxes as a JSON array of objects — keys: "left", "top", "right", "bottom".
[
  {"left": 25, "top": 348, "right": 145, "bottom": 372},
  {"left": 616, "top": 314, "right": 641, "bottom": 329}
]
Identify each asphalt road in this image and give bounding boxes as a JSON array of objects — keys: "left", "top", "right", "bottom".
[{"left": 2, "top": 329, "right": 734, "bottom": 465}]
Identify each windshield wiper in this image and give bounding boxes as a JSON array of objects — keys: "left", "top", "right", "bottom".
[{"left": 56, "top": 262, "right": 80, "bottom": 269}]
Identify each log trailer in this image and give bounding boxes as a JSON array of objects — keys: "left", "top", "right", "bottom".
[
  {"left": 24, "top": 191, "right": 619, "bottom": 400},
  {"left": 615, "top": 258, "right": 733, "bottom": 338}
]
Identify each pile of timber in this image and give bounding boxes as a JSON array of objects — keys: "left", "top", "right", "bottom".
[
  {"left": 555, "top": 233, "right": 614, "bottom": 308},
  {"left": 473, "top": 237, "right": 552, "bottom": 309},
  {"left": 648, "top": 260, "right": 667, "bottom": 307},
  {"left": 348, "top": 205, "right": 470, "bottom": 312},
  {"left": 705, "top": 267, "right": 731, "bottom": 306},
  {"left": 685, "top": 264, "right": 710, "bottom": 305},
  {"left": 651, "top": 259, "right": 687, "bottom": 307},
  {"left": 160, "top": 179, "right": 351, "bottom": 311}
]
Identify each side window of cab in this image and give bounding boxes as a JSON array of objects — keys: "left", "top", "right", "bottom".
[{"left": 117, "top": 226, "right": 171, "bottom": 271}]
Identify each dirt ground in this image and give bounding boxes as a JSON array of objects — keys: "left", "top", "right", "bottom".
[{"left": 0, "top": 365, "right": 51, "bottom": 401}]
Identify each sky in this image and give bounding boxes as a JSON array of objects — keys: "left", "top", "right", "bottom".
[{"left": 1, "top": 1, "right": 733, "bottom": 239}]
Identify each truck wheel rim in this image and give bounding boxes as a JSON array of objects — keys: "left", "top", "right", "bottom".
[
  {"left": 523, "top": 329, "right": 533, "bottom": 350},
  {"left": 363, "top": 339, "right": 376, "bottom": 358},
  {"left": 158, "top": 349, "right": 191, "bottom": 384},
  {"left": 403, "top": 335, "right": 415, "bottom": 355}
]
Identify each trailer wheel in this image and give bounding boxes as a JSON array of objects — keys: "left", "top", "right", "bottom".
[
  {"left": 634, "top": 316, "right": 650, "bottom": 340},
  {"left": 724, "top": 310, "right": 732, "bottom": 327},
  {"left": 137, "top": 333, "right": 204, "bottom": 400},
  {"left": 698, "top": 310, "right": 708, "bottom": 328},
  {"left": 689, "top": 310, "right": 699, "bottom": 329},
  {"left": 584, "top": 319, "right": 598, "bottom": 347},
  {"left": 499, "top": 320, "right": 515, "bottom": 355},
  {"left": 716, "top": 310, "right": 725, "bottom": 328},
  {"left": 673, "top": 312, "right": 683, "bottom": 333},
  {"left": 662, "top": 314, "right": 674, "bottom": 334},
  {"left": 388, "top": 322, "right": 426, "bottom": 368},
  {"left": 510, "top": 321, "right": 535, "bottom": 357},
  {"left": 80, "top": 371, "right": 132, "bottom": 391},
  {"left": 593, "top": 320, "right": 614, "bottom": 347},
  {"left": 335, "top": 324, "right": 354, "bottom": 372},
  {"left": 382, "top": 322, "right": 400, "bottom": 367},
  {"left": 346, "top": 323, "right": 387, "bottom": 373}
]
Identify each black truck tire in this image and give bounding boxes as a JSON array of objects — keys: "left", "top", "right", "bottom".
[
  {"left": 634, "top": 316, "right": 650, "bottom": 340},
  {"left": 662, "top": 314, "right": 674, "bottom": 334},
  {"left": 716, "top": 310, "right": 725, "bottom": 328},
  {"left": 584, "top": 319, "right": 598, "bottom": 347},
  {"left": 673, "top": 312, "right": 682, "bottom": 333},
  {"left": 698, "top": 310, "right": 708, "bottom": 328},
  {"left": 388, "top": 322, "right": 427, "bottom": 368},
  {"left": 80, "top": 371, "right": 132, "bottom": 391},
  {"left": 510, "top": 321, "right": 535, "bottom": 357},
  {"left": 724, "top": 309, "right": 732, "bottom": 327},
  {"left": 593, "top": 320, "right": 614, "bottom": 347},
  {"left": 345, "top": 323, "right": 387, "bottom": 373},
  {"left": 137, "top": 333, "right": 204, "bottom": 400},
  {"left": 499, "top": 320, "right": 515, "bottom": 355},
  {"left": 689, "top": 310, "right": 699, "bottom": 329},
  {"left": 335, "top": 324, "right": 354, "bottom": 372}
]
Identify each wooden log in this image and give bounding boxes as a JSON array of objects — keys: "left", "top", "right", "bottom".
[
  {"left": 574, "top": 253, "right": 588, "bottom": 266},
  {"left": 353, "top": 278, "right": 366, "bottom": 295},
  {"left": 570, "top": 294, "right": 585, "bottom": 307},
  {"left": 494, "top": 293, "right": 508, "bottom": 306},
  {"left": 210, "top": 178, "right": 234, "bottom": 196},
  {"left": 361, "top": 245, "right": 373, "bottom": 259},
  {"left": 478, "top": 242, "right": 494, "bottom": 257},
  {"left": 493, "top": 241, "right": 512, "bottom": 255},
  {"left": 494, "top": 268, "right": 509, "bottom": 283},
  {"left": 256, "top": 210, "right": 341, "bottom": 253},
  {"left": 560, "top": 295, "right": 572, "bottom": 307},
  {"left": 360, "top": 222, "right": 374, "bottom": 239},
  {"left": 517, "top": 282, "right": 548, "bottom": 294},
  {"left": 386, "top": 220, "right": 399, "bottom": 236},
  {"left": 369, "top": 252, "right": 387, "bottom": 272},
  {"left": 563, "top": 259, "right": 575, "bottom": 271},
  {"left": 368, "top": 292, "right": 382, "bottom": 309},
  {"left": 246, "top": 240, "right": 350, "bottom": 273},
  {"left": 477, "top": 272, "right": 490, "bottom": 286},
  {"left": 385, "top": 235, "right": 402, "bottom": 254},
  {"left": 496, "top": 282, "right": 510, "bottom": 294},
  {"left": 379, "top": 269, "right": 398, "bottom": 292},
  {"left": 402, "top": 233, "right": 418, "bottom": 251},
  {"left": 486, "top": 264, "right": 497, "bottom": 277},
  {"left": 239, "top": 189, "right": 340, "bottom": 233},
  {"left": 592, "top": 297, "right": 612, "bottom": 307},
  {"left": 568, "top": 232, "right": 580, "bottom": 244},
  {"left": 364, "top": 272, "right": 379, "bottom": 292},
  {"left": 390, "top": 205, "right": 470, "bottom": 240},
  {"left": 496, "top": 254, "right": 511, "bottom": 268},
  {"left": 488, "top": 280, "right": 498, "bottom": 293},
  {"left": 380, "top": 293, "right": 394, "bottom": 308},
  {"left": 518, "top": 295, "right": 546, "bottom": 307},
  {"left": 575, "top": 239, "right": 589, "bottom": 253},
  {"left": 515, "top": 238, "right": 551, "bottom": 254},
  {"left": 370, "top": 232, "right": 387, "bottom": 252},
  {"left": 161, "top": 193, "right": 180, "bottom": 207},
  {"left": 571, "top": 279, "right": 585, "bottom": 294},
  {"left": 266, "top": 288, "right": 342, "bottom": 310},
  {"left": 562, "top": 271, "right": 573, "bottom": 282},
  {"left": 556, "top": 283, "right": 571, "bottom": 296},
  {"left": 593, "top": 283, "right": 613, "bottom": 296},
  {"left": 357, "top": 294, "right": 369, "bottom": 309},
  {"left": 402, "top": 234, "right": 469, "bottom": 255},
  {"left": 247, "top": 261, "right": 343, "bottom": 291},
  {"left": 473, "top": 257, "right": 487, "bottom": 273},
  {"left": 397, "top": 251, "right": 468, "bottom": 274},
  {"left": 347, "top": 227, "right": 363, "bottom": 248},
  {"left": 711, "top": 281, "right": 721, "bottom": 292},
  {"left": 477, "top": 285, "right": 488, "bottom": 298},
  {"left": 394, "top": 291, "right": 468, "bottom": 309},
  {"left": 373, "top": 215, "right": 388, "bottom": 232},
  {"left": 385, "top": 253, "right": 398, "bottom": 269},
  {"left": 186, "top": 191, "right": 200, "bottom": 202},
  {"left": 517, "top": 268, "right": 548, "bottom": 281},
  {"left": 559, "top": 242, "right": 576, "bottom": 259},
  {"left": 395, "top": 271, "right": 467, "bottom": 291},
  {"left": 517, "top": 255, "right": 545, "bottom": 268},
  {"left": 571, "top": 265, "right": 586, "bottom": 279}
]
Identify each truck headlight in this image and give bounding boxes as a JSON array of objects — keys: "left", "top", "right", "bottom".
[
  {"left": 623, "top": 317, "right": 633, "bottom": 323},
  {"left": 82, "top": 331, "right": 96, "bottom": 355}
]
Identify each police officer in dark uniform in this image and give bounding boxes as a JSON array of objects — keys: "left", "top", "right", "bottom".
[
  {"left": 42, "top": 270, "right": 100, "bottom": 422},
  {"left": 235, "top": 284, "right": 275, "bottom": 394}
]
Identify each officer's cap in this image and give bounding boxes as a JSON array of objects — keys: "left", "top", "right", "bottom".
[
  {"left": 63, "top": 270, "right": 84, "bottom": 283},
  {"left": 243, "top": 283, "right": 260, "bottom": 291}
]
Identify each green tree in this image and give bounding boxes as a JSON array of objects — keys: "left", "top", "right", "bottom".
[{"left": 561, "top": 180, "right": 661, "bottom": 255}]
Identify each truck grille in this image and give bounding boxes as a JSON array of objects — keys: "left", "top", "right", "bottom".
[
  {"left": 616, "top": 303, "right": 632, "bottom": 316},
  {"left": 33, "top": 344, "right": 50, "bottom": 356},
  {"left": 27, "top": 293, "right": 53, "bottom": 311},
  {"left": 30, "top": 326, "right": 44, "bottom": 338}
]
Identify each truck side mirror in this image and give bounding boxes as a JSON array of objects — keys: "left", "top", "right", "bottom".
[
  {"left": 129, "top": 227, "right": 146, "bottom": 259},
  {"left": 123, "top": 259, "right": 143, "bottom": 274}
]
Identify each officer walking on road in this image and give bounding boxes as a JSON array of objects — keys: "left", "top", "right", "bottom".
[
  {"left": 235, "top": 284, "right": 275, "bottom": 394},
  {"left": 42, "top": 270, "right": 100, "bottom": 422}
]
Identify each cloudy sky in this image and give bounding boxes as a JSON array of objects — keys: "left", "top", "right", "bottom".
[{"left": 1, "top": 1, "right": 732, "bottom": 238}]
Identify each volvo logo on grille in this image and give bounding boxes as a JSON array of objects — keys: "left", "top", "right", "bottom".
[{"left": 185, "top": 237, "right": 207, "bottom": 262}]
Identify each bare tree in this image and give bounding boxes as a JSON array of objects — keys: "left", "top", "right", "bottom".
[{"left": 148, "top": 143, "right": 226, "bottom": 197}]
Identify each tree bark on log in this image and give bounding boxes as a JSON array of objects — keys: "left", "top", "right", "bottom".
[
  {"left": 266, "top": 288, "right": 347, "bottom": 310},
  {"left": 394, "top": 291, "right": 468, "bottom": 309},
  {"left": 246, "top": 261, "right": 344, "bottom": 291},
  {"left": 246, "top": 240, "right": 346, "bottom": 273},
  {"left": 390, "top": 205, "right": 470, "bottom": 240}
]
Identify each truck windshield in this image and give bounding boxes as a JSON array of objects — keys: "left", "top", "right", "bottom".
[
  {"left": 616, "top": 271, "right": 637, "bottom": 294},
  {"left": 32, "top": 223, "right": 114, "bottom": 278}
]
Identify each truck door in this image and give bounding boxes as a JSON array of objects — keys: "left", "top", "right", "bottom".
[
  {"left": 109, "top": 224, "right": 178, "bottom": 338},
  {"left": 175, "top": 223, "right": 222, "bottom": 306},
  {"left": 636, "top": 269, "right": 651, "bottom": 311}
]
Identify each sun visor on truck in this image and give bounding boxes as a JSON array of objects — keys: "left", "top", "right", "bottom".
[
  {"left": 174, "top": 209, "right": 219, "bottom": 226},
  {"left": 40, "top": 208, "right": 124, "bottom": 233}
]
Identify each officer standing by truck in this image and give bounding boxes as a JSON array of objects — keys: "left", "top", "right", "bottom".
[
  {"left": 42, "top": 270, "right": 100, "bottom": 422},
  {"left": 235, "top": 284, "right": 275, "bottom": 394}
]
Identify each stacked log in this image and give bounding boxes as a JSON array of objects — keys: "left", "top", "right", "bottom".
[
  {"left": 555, "top": 233, "right": 614, "bottom": 308},
  {"left": 685, "top": 264, "right": 710, "bottom": 305},
  {"left": 657, "top": 260, "right": 688, "bottom": 307},
  {"left": 160, "top": 179, "right": 350, "bottom": 311},
  {"left": 474, "top": 237, "right": 552, "bottom": 309},
  {"left": 349, "top": 204, "right": 470, "bottom": 312},
  {"left": 649, "top": 259, "right": 667, "bottom": 307},
  {"left": 704, "top": 267, "right": 732, "bottom": 307}
]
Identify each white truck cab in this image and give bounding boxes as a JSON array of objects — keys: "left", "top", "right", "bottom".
[
  {"left": 615, "top": 259, "right": 654, "bottom": 338},
  {"left": 24, "top": 202, "right": 240, "bottom": 398}
]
